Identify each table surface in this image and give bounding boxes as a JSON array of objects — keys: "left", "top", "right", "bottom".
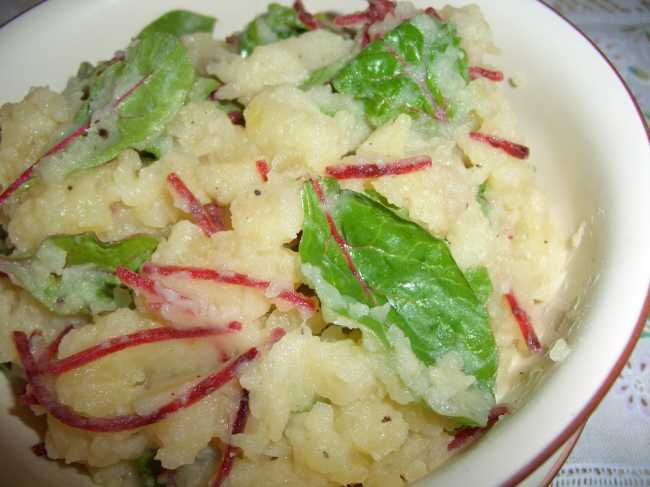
[{"left": 1, "top": 1, "right": 649, "bottom": 486}]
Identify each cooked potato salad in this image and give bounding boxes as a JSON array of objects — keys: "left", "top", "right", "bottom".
[{"left": 0, "top": 2, "right": 568, "bottom": 486}]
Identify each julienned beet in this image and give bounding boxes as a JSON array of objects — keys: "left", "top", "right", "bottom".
[{"left": 0, "top": 1, "right": 569, "bottom": 486}]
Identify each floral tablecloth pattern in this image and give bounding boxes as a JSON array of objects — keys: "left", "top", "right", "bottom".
[{"left": 548, "top": 1, "right": 650, "bottom": 485}]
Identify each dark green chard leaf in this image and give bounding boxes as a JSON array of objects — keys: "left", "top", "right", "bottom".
[
  {"left": 464, "top": 266, "right": 492, "bottom": 305},
  {"left": 332, "top": 13, "right": 469, "bottom": 127},
  {"left": 234, "top": 3, "right": 311, "bottom": 57},
  {"left": 134, "top": 450, "right": 164, "bottom": 487},
  {"left": 39, "top": 32, "right": 194, "bottom": 181},
  {"left": 0, "top": 234, "right": 158, "bottom": 316},
  {"left": 138, "top": 10, "right": 216, "bottom": 39},
  {"left": 300, "top": 179, "right": 497, "bottom": 425}
]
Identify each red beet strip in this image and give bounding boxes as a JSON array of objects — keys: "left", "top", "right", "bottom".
[
  {"left": 311, "top": 180, "right": 373, "bottom": 298},
  {"left": 113, "top": 75, "right": 150, "bottom": 108},
  {"left": 211, "top": 389, "right": 250, "bottom": 487},
  {"left": 293, "top": 0, "right": 322, "bottom": 29},
  {"left": 142, "top": 264, "right": 316, "bottom": 314},
  {"left": 13, "top": 329, "right": 258, "bottom": 433},
  {"left": 38, "top": 325, "right": 74, "bottom": 367},
  {"left": 167, "top": 172, "right": 219, "bottom": 237},
  {"left": 448, "top": 405, "right": 509, "bottom": 451},
  {"left": 335, "top": 0, "right": 395, "bottom": 28},
  {"left": 469, "top": 132, "right": 530, "bottom": 159},
  {"left": 424, "top": 6, "right": 442, "bottom": 20},
  {"left": 43, "top": 326, "right": 235, "bottom": 375},
  {"left": 116, "top": 266, "right": 160, "bottom": 297},
  {"left": 0, "top": 121, "right": 90, "bottom": 206},
  {"left": 325, "top": 155, "right": 432, "bottom": 180},
  {"left": 227, "top": 111, "right": 245, "bottom": 126},
  {"left": 504, "top": 292, "right": 542, "bottom": 353},
  {"left": 469, "top": 66, "right": 504, "bottom": 82},
  {"left": 255, "top": 160, "right": 270, "bottom": 182},
  {"left": 204, "top": 203, "right": 227, "bottom": 232}
]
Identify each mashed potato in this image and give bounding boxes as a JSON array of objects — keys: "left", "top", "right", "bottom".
[{"left": 0, "top": 2, "right": 567, "bottom": 486}]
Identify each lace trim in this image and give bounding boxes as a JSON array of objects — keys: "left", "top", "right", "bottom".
[{"left": 553, "top": 463, "right": 650, "bottom": 486}]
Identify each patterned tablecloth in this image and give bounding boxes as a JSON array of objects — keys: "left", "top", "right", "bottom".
[
  {"left": 0, "top": 0, "right": 648, "bottom": 486},
  {"left": 547, "top": 2, "right": 650, "bottom": 485}
]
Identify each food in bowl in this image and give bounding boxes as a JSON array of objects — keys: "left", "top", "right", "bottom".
[{"left": 0, "top": 1, "right": 569, "bottom": 486}]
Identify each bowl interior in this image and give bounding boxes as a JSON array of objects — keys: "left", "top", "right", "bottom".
[{"left": 0, "top": 1, "right": 648, "bottom": 486}]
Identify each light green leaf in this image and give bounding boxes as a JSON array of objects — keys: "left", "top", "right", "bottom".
[
  {"left": 0, "top": 234, "right": 158, "bottom": 316},
  {"left": 138, "top": 10, "right": 216, "bottom": 39},
  {"left": 299, "top": 179, "right": 497, "bottom": 425},
  {"left": 332, "top": 13, "right": 469, "bottom": 127}
]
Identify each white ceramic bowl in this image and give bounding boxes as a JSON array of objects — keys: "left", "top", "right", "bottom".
[{"left": 1, "top": 1, "right": 648, "bottom": 486}]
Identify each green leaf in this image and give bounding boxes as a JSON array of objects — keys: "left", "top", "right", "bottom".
[
  {"left": 137, "top": 10, "right": 216, "bottom": 39},
  {"left": 40, "top": 32, "right": 194, "bottom": 180},
  {"left": 464, "top": 267, "right": 492, "bottom": 305},
  {"left": 332, "top": 14, "right": 469, "bottom": 127},
  {"left": 300, "top": 56, "right": 351, "bottom": 91},
  {"left": 0, "top": 234, "right": 158, "bottom": 316},
  {"left": 477, "top": 181, "right": 489, "bottom": 216},
  {"left": 299, "top": 179, "right": 497, "bottom": 425},
  {"left": 134, "top": 450, "right": 164, "bottom": 487},
  {"left": 188, "top": 77, "right": 220, "bottom": 102},
  {"left": 235, "top": 3, "right": 310, "bottom": 57}
]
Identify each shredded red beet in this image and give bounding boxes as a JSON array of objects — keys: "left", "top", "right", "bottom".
[
  {"left": 113, "top": 75, "right": 150, "bottom": 108},
  {"left": 325, "top": 155, "right": 432, "bottom": 180},
  {"left": 448, "top": 405, "right": 509, "bottom": 451},
  {"left": 255, "top": 160, "right": 270, "bottom": 182},
  {"left": 204, "top": 203, "right": 227, "bottom": 232},
  {"left": 227, "top": 111, "right": 245, "bottom": 126},
  {"left": 43, "top": 326, "right": 235, "bottom": 375},
  {"left": 167, "top": 172, "right": 219, "bottom": 237},
  {"left": 469, "top": 132, "right": 530, "bottom": 159},
  {"left": 0, "top": 121, "right": 90, "bottom": 206},
  {"left": 504, "top": 292, "right": 542, "bottom": 353},
  {"left": 469, "top": 66, "right": 504, "bottom": 82},
  {"left": 31, "top": 442, "right": 47, "bottom": 457},
  {"left": 334, "top": 0, "right": 395, "bottom": 32},
  {"left": 311, "top": 180, "right": 373, "bottom": 298},
  {"left": 142, "top": 264, "right": 316, "bottom": 315},
  {"left": 13, "top": 329, "right": 258, "bottom": 433},
  {"left": 211, "top": 389, "right": 250, "bottom": 487},
  {"left": 424, "top": 6, "right": 442, "bottom": 20},
  {"left": 116, "top": 266, "right": 159, "bottom": 297},
  {"left": 38, "top": 325, "right": 74, "bottom": 368},
  {"left": 293, "top": 0, "right": 322, "bottom": 30}
]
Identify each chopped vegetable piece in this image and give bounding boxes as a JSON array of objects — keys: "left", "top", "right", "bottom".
[
  {"left": 292, "top": 0, "right": 321, "bottom": 30},
  {"left": 476, "top": 181, "right": 490, "bottom": 216},
  {"left": 134, "top": 450, "right": 165, "bottom": 487},
  {"left": 227, "top": 111, "right": 245, "bottom": 126},
  {"left": 332, "top": 13, "right": 470, "bottom": 127},
  {"left": 504, "top": 292, "right": 542, "bottom": 353},
  {"left": 142, "top": 264, "right": 316, "bottom": 315},
  {"left": 300, "top": 178, "right": 497, "bottom": 424},
  {"left": 447, "top": 405, "right": 508, "bottom": 450},
  {"left": 167, "top": 172, "right": 220, "bottom": 237},
  {"left": 334, "top": 0, "right": 395, "bottom": 27},
  {"left": 255, "top": 160, "right": 270, "bottom": 182},
  {"left": 211, "top": 389, "right": 250, "bottom": 487},
  {"left": 188, "top": 77, "right": 221, "bottom": 102},
  {"left": 204, "top": 203, "right": 228, "bottom": 232},
  {"left": 469, "top": 66, "right": 504, "bottom": 82},
  {"left": 424, "top": 6, "right": 442, "bottom": 20},
  {"left": 325, "top": 155, "right": 432, "bottom": 180},
  {"left": 233, "top": 3, "right": 312, "bottom": 57},
  {"left": 137, "top": 10, "right": 216, "bottom": 39},
  {"left": 469, "top": 132, "right": 530, "bottom": 159},
  {"left": 0, "top": 233, "right": 158, "bottom": 315},
  {"left": 464, "top": 267, "right": 492, "bottom": 305},
  {"left": 13, "top": 329, "right": 259, "bottom": 432}
]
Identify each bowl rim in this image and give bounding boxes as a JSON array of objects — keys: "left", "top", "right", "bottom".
[
  {"left": 0, "top": 1, "right": 649, "bottom": 486},
  {"left": 501, "top": 3, "right": 650, "bottom": 483}
]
